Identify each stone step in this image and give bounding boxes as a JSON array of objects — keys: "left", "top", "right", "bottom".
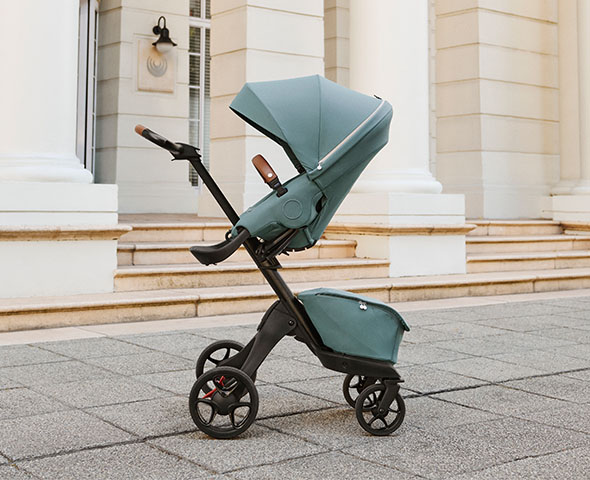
[
  {"left": 466, "top": 235, "right": 590, "bottom": 254},
  {"left": 114, "top": 258, "right": 389, "bottom": 292},
  {"left": 118, "top": 217, "right": 231, "bottom": 243},
  {"left": 468, "top": 220, "right": 562, "bottom": 236},
  {"left": 3, "top": 267, "right": 590, "bottom": 332},
  {"left": 467, "top": 250, "right": 590, "bottom": 273},
  {"left": 117, "top": 239, "right": 357, "bottom": 266}
]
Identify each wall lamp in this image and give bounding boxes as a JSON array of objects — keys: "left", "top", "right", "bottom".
[{"left": 152, "top": 16, "right": 177, "bottom": 54}]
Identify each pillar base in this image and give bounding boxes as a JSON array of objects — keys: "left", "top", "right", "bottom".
[
  {"left": 552, "top": 194, "right": 590, "bottom": 222},
  {"left": 331, "top": 192, "right": 467, "bottom": 277},
  {"left": 0, "top": 182, "right": 122, "bottom": 298}
]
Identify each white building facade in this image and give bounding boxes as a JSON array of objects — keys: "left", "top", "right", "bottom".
[{"left": 0, "top": 0, "right": 589, "bottom": 299}]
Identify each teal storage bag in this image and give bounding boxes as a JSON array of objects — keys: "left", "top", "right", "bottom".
[{"left": 298, "top": 288, "right": 410, "bottom": 364}]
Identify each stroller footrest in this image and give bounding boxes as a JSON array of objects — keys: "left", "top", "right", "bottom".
[{"left": 190, "top": 228, "right": 250, "bottom": 265}]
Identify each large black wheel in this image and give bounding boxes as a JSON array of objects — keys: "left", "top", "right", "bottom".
[
  {"left": 196, "top": 340, "right": 255, "bottom": 383},
  {"left": 355, "top": 383, "right": 405, "bottom": 436},
  {"left": 342, "top": 374, "right": 377, "bottom": 408},
  {"left": 189, "top": 366, "right": 259, "bottom": 439}
]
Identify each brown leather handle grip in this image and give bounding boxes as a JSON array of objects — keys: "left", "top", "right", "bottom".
[{"left": 252, "top": 154, "right": 278, "bottom": 184}]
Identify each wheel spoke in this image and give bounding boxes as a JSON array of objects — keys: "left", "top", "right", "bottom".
[
  {"left": 229, "top": 401, "right": 252, "bottom": 428},
  {"left": 195, "top": 398, "right": 218, "bottom": 425},
  {"left": 222, "top": 348, "right": 232, "bottom": 361}
]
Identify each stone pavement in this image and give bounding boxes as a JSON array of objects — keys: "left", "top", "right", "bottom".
[{"left": 1, "top": 294, "right": 589, "bottom": 479}]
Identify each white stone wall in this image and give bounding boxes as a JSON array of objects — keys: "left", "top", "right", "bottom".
[
  {"left": 435, "top": 0, "right": 560, "bottom": 219},
  {"left": 96, "top": 0, "right": 198, "bottom": 213}
]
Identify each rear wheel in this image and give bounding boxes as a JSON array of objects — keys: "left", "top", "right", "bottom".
[
  {"left": 196, "top": 340, "right": 253, "bottom": 381},
  {"left": 342, "top": 374, "right": 376, "bottom": 408},
  {"left": 189, "top": 366, "right": 258, "bottom": 439}
]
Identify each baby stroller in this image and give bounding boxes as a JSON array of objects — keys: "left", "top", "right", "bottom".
[{"left": 135, "top": 75, "right": 410, "bottom": 438}]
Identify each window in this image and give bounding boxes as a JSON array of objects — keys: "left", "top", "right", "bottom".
[
  {"left": 76, "top": 0, "right": 99, "bottom": 173},
  {"left": 189, "top": 0, "right": 211, "bottom": 185}
]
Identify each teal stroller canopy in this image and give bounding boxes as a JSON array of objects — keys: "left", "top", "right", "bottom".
[{"left": 231, "top": 75, "right": 393, "bottom": 250}]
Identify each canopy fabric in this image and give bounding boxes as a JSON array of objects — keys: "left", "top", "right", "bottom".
[{"left": 229, "top": 75, "right": 383, "bottom": 173}]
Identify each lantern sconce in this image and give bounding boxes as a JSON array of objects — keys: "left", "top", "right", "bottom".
[{"left": 152, "top": 16, "right": 177, "bottom": 54}]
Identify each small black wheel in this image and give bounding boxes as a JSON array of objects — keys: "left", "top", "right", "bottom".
[
  {"left": 189, "top": 366, "right": 259, "bottom": 439},
  {"left": 355, "top": 383, "right": 405, "bottom": 436},
  {"left": 196, "top": 340, "right": 247, "bottom": 380},
  {"left": 342, "top": 374, "right": 376, "bottom": 408}
]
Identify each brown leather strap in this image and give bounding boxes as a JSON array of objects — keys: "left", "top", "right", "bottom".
[{"left": 252, "top": 154, "right": 278, "bottom": 184}]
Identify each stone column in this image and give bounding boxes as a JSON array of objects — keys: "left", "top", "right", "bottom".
[
  {"left": 349, "top": 0, "right": 441, "bottom": 194},
  {"left": 0, "top": 0, "right": 121, "bottom": 298},
  {"left": 573, "top": 0, "right": 590, "bottom": 194},
  {"left": 0, "top": 0, "right": 92, "bottom": 183},
  {"left": 327, "top": 0, "right": 466, "bottom": 277},
  {"left": 553, "top": 0, "right": 590, "bottom": 221},
  {"left": 553, "top": 0, "right": 581, "bottom": 195}
]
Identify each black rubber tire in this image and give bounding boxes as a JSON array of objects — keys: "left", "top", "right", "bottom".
[
  {"left": 196, "top": 340, "right": 250, "bottom": 380},
  {"left": 342, "top": 374, "right": 376, "bottom": 408},
  {"left": 355, "top": 383, "right": 405, "bottom": 436},
  {"left": 189, "top": 366, "right": 259, "bottom": 439}
]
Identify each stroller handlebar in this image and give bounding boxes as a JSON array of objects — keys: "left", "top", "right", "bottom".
[{"left": 134, "top": 124, "right": 183, "bottom": 156}]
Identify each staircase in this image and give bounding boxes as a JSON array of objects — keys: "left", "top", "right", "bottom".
[{"left": 1, "top": 217, "right": 589, "bottom": 332}]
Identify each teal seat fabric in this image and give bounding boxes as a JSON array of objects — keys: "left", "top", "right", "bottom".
[
  {"left": 230, "top": 75, "right": 393, "bottom": 250},
  {"left": 298, "top": 288, "right": 410, "bottom": 364}
]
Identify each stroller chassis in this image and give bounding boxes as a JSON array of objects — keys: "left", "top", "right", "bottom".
[{"left": 135, "top": 128, "right": 405, "bottom": 438}]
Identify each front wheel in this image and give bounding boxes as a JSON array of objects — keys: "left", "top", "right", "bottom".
[{"left": 355, "top": 383, "right": 405, "bottom": 436}]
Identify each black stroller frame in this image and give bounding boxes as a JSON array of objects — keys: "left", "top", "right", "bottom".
[{"left": 135, "top": 125, "right": 405, "bottom": 438}]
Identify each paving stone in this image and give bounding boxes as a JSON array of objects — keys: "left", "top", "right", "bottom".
[
  {"left": 490, "top": 348, "right": 590, "bottom": 373},
  {"left": 31, "top": 376, "right": 169, "bottom": 409},
  {"left": 422, "top": 322, "right": 504, "bottom": 339},
  {"left": 119, "top": 333, "right": 211, "bottom": 360},
  {"left": 277, "top": 375, "right": 348, "bottom": 406},
  {"left": 36, "top": 337, "right": 151, "bottom": 359},
  {"left": 404, "top": 395, "right": 501, "bottom": 431},
  {"left": 149, "top": 425, "right": 326, "bottom": 473},
  {"left": 476, "top": 314, "right": 566, "bottom": 332},
  {"left": 344, "top": 417, "right": 588, "bottom": 479},
  {"left": 505, "top": 374, "right": 590, "bottom": 404},
  {"left": 551, "top": 308, "right": 590, "bottom": 321},
  {"left": 84, "top": 352, "right": 193, "bottom": 376},
  {"left": 395, "top": 343, "right": 472, "bottom": 366},
  {"left": 450, "top": 446, "right": 590, "bottom": 480},
  {"left": 433, "top": 384, "right": 569, "bottom": 417},
  {"left": 400, "top": 309, "right": 483, "bottom": 326},
  {"left": 0, "top": 375, "right": 22, "bottom": 390},
  {"left": 396, "top": 364, "right": 483, "bottom": 394},
  {"left": 191, "top": 326, "right": 257, "bottom": 344},
  {"left": 88, "top": 396, "right": 194, "bottom": 437},
  {"left": 533, "top": 327, "right": 590, "bottom": 344},
  {"left": 541, "top": 346, "right": 590, "bottom": 365},
  {"left": 256, "top": 357, "right": 335, "bottom": 384},
  {"left": 432, "top": 356, "right": 546, "bottom": 382},
  {"left": 468, "top": 303, "right": 580, "bottom": 320},
  {"left": 134, "top": 369, "right": 196, "bottom": 395},
  {"left": 490, "top": 331, "right": 576, "bottom": 350},
  {"left": 0, "top": 465, "right": 37, "bottom": 479},
  {"left": 270, "top": 337, "right": 313, "bottom": 358},
  {"left": 256, "top": 384, "right": 337, "bottom": 419},
  {"left": 0, "top": 387, "right": 69, "bottom": 420},
  {"left": 260, "top": 407, "right": 412, "bottom": 449},
  {"left": 513, "top": 402, "right": 590, "bottom": 434},
  {"left": 1, "top": 453, "right": 9, "bottom": 464},
  {"left": 0, "top": 410, "right": 134, "bottom": 460},
  {"left": 563, "top": 368, "right": 590, "bottom": 381},
  {"left": 0, "top": 360, "right": 114, "bottom": 386},
  {"left": 402, "top": 326, "right": 457, "bottom": 344},
  {"left": 228, "top": 451, "right": 417, "bottom": 480},
  {"left": 433, "top": 336, "right": 517, "bottom": 356},
  {"left": 0, "top": 345, "right": 67, "bottom": 368},
  {"left": 18, "top": 443, "right": 209, "bottom": 480},
  {"left": 546, "top": 313, "right": 590, "bottom": 329}
]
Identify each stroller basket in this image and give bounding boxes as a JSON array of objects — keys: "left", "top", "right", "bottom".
[{"left": 299, "top": 288, "right": 410, "bottom": 364}]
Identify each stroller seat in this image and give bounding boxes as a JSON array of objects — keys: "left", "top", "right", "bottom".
[{"left": 229, "top": 75, "right": 393, "bottom": 252}]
